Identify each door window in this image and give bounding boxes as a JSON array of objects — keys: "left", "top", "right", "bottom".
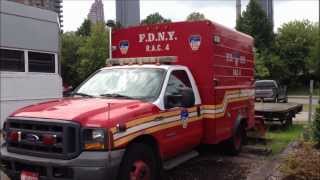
[{"left": 164, "top": 70, "right": 194, "bottom": 108}]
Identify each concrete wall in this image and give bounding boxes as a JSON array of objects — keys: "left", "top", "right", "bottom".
[{"left": 0, "top": 0, "right": 62, "bottom": 126}]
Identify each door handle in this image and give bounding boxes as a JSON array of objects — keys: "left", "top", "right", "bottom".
[{"left": 166, "top": 132, "right": 176, "bottom": 137}]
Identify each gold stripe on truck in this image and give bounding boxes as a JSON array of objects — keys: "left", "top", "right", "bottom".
[{"left": 111, "top": 89, "right": 254, "bottom": 148}]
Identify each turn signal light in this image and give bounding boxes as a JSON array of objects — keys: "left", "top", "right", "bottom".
[{"left": 84, "top": 142, "right": 105, "bottom": 150}]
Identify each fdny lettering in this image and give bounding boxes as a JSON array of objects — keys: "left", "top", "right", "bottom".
[
  {"left": 139, "top": 31, "right": 177, "bottom": 43},
  {"left": 225, "top": 52, "right": 246, "bottom": 76},
  {"left": 139, "top": 31, "right": 178, "bottom": 52}
]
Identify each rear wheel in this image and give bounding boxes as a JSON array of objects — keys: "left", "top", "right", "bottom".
[
  {"left": 284, "top": 117, "right": 293, "bottom": 128},
  {"left": 118, "top": 143, "right": 158, "bottom": 180},
  {"left": 226, "top": 124, "right": 245, "bottom": 155},
  {"left": 273, "top": 97, "right": 278, "bottom": 103}
]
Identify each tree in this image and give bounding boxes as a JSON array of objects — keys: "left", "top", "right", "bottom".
[
  {"left": 254, "top": 50, "right": 270, "bottom": 79},
  {"left": 76, "top": 19, "right": 92, "bottom": 37},
  {"left": 275, "top": 20, "right": 318, "bottom": 85},
  {"left": 186, "top": 12, "right": 206, "bottom": 21},
  {"left": 236, "top": 0, "right": 274, "bottom": 51},
  {"left": 77, "top": 22, "right": 108, "bottom": 81},
  {"left": 61, "top": 32, "right": 85, "bottom": 87},
  {"left": 141, "top": 12, "right": 171, "bottom": 25}
]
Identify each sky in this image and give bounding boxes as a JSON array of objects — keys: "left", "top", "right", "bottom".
[{"left": 62, "top": 0, "right": 319, "bottom": 32}]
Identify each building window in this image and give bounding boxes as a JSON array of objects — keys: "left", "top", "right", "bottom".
[
  {"left": 0, "top": 48, "right": 25, "bottom": 72},
  {"left": 28, "top": 51, "right": 55, "bottom": 73}
]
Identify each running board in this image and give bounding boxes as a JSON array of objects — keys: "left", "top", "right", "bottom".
[{"left": 163, "top": 150, "right": 199, "bottom": 170}]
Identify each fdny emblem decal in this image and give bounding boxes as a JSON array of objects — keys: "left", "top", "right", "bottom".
[
  {"left": 180, "top": 108, "right": 189, "bottom": 128},
  {"left": 189, "top": 35, "right": 201, "bottom": 51},
  {"left": 119, "top": 40, "right": 129, "bottom": 55}
]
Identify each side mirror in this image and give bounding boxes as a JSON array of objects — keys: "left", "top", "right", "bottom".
[
  {"left": 63, "top": 86, "right": 73, "bottom": 97},
  {"left": 180, "top": 88, "right": 195, "bottom": 108},
  {"left": 164, "top": 88, "right": 195, "bottom": 109}
]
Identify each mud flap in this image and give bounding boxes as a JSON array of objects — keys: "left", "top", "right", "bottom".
[{"left": 247, "top": 116, "right": 267, "bottom": 139}]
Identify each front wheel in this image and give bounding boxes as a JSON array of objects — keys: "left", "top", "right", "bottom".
[{"left": 117, "top": 143, "right": 158, "bottom": 180}]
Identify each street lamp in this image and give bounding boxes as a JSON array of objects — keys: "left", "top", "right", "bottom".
[{"left": 106, "top": 20, "right": 115, "bottom": 61}]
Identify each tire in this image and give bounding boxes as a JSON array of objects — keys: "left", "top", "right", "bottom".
[
  {"left": 273, "top": 97, "right": 278, "bottom": 103},
  {"left": 284, "top": 117, "right": 293, "bottom": 128},
  {"left": 226, "top": 124, "right": 245, "bottom": 155},
  {"left": 117, "top": 143, "right": 159, "bottom": 180}
]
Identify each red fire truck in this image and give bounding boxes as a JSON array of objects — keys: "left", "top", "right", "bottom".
[{"left": 1, "top": 21, "right": 256, "bottom": 180}]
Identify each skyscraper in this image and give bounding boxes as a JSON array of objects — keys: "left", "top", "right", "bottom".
[
  {"left": 116, "top": 0, "right": 140, "bottom": 27},
  {"left": 8, "top": 0, "right": 63, "bottom": 27},
  {"left": 236, "top": 0, "right": 241, "bottom": 21},
  {"left": 87, "top": 0, "right": 105, "bottom": 24},
  {"left": 258, "top": 0, "right": 274, "bottom": 25}
]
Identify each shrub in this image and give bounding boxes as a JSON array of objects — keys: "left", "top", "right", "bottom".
[
  {"left": 280, "top": 141, "right": 320, "bottom": 179},
  {"left": 313, "top": 102, "right": 320, "bottom": 145}
]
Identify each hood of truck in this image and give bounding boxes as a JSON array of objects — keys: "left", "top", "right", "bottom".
[{"left": 11, "top": 97, "right": 159, "bottom": 128}]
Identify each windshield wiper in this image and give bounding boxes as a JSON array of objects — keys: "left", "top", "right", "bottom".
[
  {"left": 100, "top": 93, "right": 134, "bottom": 99},
  {"left": 72, "top": 92, "right": 94, "bottom": 97}
]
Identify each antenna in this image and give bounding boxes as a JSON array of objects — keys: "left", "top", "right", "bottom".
[{"left": 107, "top": 102, "right": 112, "bottom": 162}]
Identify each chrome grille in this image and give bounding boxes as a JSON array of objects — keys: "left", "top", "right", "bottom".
[{"left": 6, "top": 117, "right": 80, "bottom": 160}]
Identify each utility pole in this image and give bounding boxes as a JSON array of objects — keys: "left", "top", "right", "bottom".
[
  {"left": 236, "top": 0, "right": 241, "bottom": 21},
  {"left": 309, "top": 80, "right": 314, "bottom": 123}
]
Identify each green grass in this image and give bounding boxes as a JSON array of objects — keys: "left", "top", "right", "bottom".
[
  {"left": 303, "top": 104, "right": 318, "bottom": 112},
  {"left": 266, "top": 124, "right": 304, "bottom": 155}
]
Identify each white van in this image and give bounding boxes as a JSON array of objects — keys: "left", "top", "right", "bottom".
[{"left": 0, "top": 0, "right": 62, "bottom": 127}]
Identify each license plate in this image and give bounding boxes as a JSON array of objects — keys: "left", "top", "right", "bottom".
[{"left": 21, "top": 171, "right": 39, "bottom": 180}]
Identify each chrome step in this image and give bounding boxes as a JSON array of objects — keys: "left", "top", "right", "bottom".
[{"left": 163, "top": 150, "right": 199, "bottom": 170}]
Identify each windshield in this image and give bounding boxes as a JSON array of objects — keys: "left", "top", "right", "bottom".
[
  {"left": 255, "top": 81, "right": 276, "bottom": 88},
  {"left": 76, "top": 68, "right": 166, "bottom": 101}
]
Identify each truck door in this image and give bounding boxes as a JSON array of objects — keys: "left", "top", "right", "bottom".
[{"left": 161, "top": 70, "right": 202, "bottom": 158}]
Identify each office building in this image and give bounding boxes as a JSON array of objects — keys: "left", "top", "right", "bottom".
[
  {"left": 258, "top": 0, "right": 274, "bottom": 25},
  {"left": 116, "top": 0, "right": 140, "bottom": 27},
  {"left": 87, "top": 0, "right": 105, "bottom": 23}
]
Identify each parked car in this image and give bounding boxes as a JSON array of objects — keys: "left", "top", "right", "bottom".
[{"left": 255, "top": 80, "right": 288, "bottom": 103}]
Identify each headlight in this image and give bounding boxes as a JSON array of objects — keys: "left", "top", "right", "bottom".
[{"left": 83, "top": 128, "right": 107, "bottom": 151}]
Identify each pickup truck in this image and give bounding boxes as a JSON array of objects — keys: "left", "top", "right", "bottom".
[
  {"left": 1, "top": 21, "right": 259, "bottom": 180},
  {"left": 255, "top": 80, "right": 288, "bottom": 103}
]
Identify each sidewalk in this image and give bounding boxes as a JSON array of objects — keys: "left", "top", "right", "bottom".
[{"left": 288, "top": 95, "right": 320, "bottom": 99}]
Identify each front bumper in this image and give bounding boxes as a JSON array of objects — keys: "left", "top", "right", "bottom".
[{"left": 0, "top": 144, "right": 125, "bottom": 180}]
